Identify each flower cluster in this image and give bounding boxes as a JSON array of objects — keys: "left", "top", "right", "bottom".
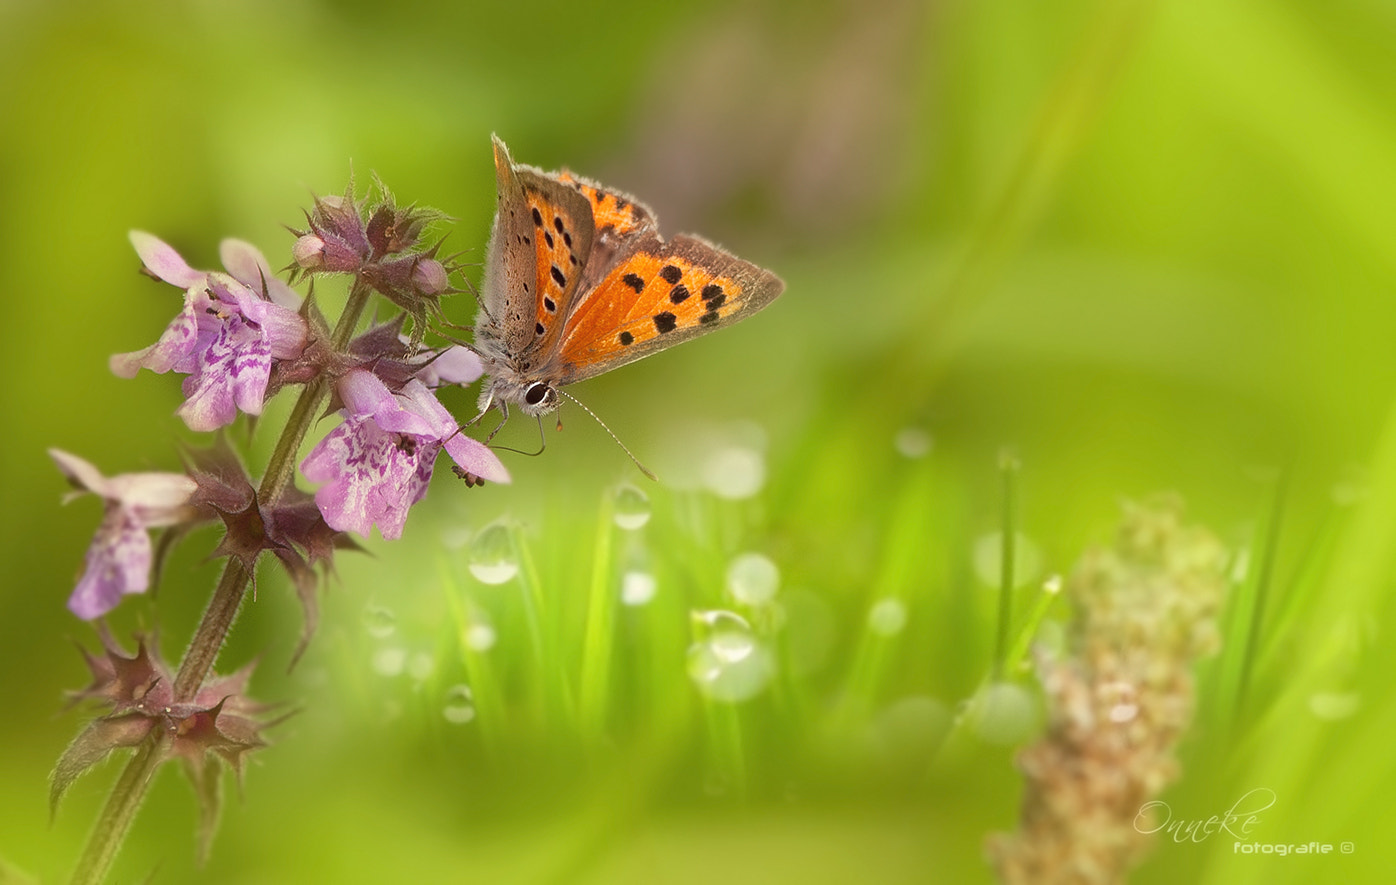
[
  {"left": 987, "top": 497, "right": 1227, "bottom": 884},
  {"left": 49, "top": 181, "right": 509, "bottom": 861},
  {"left": 57, "top": 184, "right": 507, "bottom": 623}
]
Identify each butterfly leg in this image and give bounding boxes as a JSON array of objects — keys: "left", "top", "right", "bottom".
[{"left": 483, "top": 401, "right": 510, "bottom": 443}]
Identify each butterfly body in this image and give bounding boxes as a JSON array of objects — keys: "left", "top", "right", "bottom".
[{"left": 473, "top": 135, "right": 784, "bottom": 419}]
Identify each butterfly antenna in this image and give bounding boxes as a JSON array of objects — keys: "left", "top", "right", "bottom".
[{"left": 557, "top": 388, "right": 657, "bottom": 482}]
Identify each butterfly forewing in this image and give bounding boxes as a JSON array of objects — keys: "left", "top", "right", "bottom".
[
  {"left": 481, "top": 136, "right": 596, "bottom": 358},
  {"left": 550, "top": 234, "right": 784, "bottom": 385}
]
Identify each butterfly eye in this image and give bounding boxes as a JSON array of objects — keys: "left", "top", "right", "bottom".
[{"left": 524, "top": 382, "right": 554, "bottom": 407}]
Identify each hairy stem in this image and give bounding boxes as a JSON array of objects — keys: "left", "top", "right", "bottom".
[{"left": 69, "top": 277, "right": 374, "bottom": 885}]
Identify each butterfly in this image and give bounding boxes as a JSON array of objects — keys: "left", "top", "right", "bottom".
[{"left": 472, "top": 135, "right": 784, "bottom": 423}]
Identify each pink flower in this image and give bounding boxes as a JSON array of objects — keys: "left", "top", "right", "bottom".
[
  {"left": 51, "top": 449, "right": 200, "bottom": 619},
  {"left": 112, "top": 232, "right": 307, "bottom": 431},
  {"left": 300, "top": 370, "right": 508, "bottom": 540}
]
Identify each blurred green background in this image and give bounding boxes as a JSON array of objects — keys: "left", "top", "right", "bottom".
[{"left": 4, "top": 0, "right": 1396, "bottom": 882}]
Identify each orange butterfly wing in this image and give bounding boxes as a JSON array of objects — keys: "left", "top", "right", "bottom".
[{"left": 548, "top": 234, "right": 784, "bottom": 385}]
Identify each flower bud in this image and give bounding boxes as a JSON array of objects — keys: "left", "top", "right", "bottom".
[
  {"left": 292, "top": 234, "right": 326, "bottom": 270},
  {"left": 411, "top": 258, "right": 449, "bottom": 296}
]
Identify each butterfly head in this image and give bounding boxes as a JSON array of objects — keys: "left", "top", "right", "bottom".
[{"left": 476, "top": 360, "right": 560, "bottom": 417}]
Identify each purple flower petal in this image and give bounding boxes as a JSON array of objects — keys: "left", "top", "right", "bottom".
[
  {"left": 129, "top": 231, "right": 205, "bottom": 288},
  {"left": 68, "top": 508, "right": 153, "bottom": 619},
  {"left": 110, "top": 296, "right": 201, "bottom": 378},
  {"left": 220, "top": 239, "right": 302, "bottom": 308},
  {"left": 301, "top": 415, "right": 431, "bottom": 540},
  {"left": 50, "top": 450, "right": 197, "bottom": 619},
  {"left": 116, "top": 236, "right": 308, "bottom": 429},
  {"left": 416, "top": 345, "right": 484, "bottom": 387},
  {"left": 49, "top": 449, "right": 197, "bottom": 522},
  {"left": 300, "top": 372, "right": 507, "bottom": 539}
]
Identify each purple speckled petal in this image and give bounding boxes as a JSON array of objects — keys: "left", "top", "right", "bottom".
[
  {"left": 67, "top": 507, "right": 153, "bottom": 619},
  {"left": 300, "top": 415, "right": 434, "bottom": 540},
  {"left": 175, "top": 311, "right": 273, "bottom": 431},
  {"left": 110, "top": 293, "right": 202, "bottom": 378}
]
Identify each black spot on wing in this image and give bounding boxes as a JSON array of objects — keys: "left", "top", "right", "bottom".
[
  {"left": 653, "top": 312, "right": 677, "bottom": 334},
  {"left": 659, "top": 265, "right": 682, "bottom": 285},
  {"left": 622, "top": 273, "right": 645, "bottom": 293},
  {"left": 669, "top": 284, "right": 690, "bottom": 304}
]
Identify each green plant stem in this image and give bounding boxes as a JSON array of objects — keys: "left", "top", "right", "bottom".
[
  {"left": 69, "top": 278, "right": 374, "bottom": 885},
  {"left": 994, "top": 449, "right": 1020, "bottom": 678}
]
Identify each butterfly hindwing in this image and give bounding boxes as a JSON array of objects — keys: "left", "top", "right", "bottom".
[{"left": 548, "top": 234, "right": 785, "bottom": 385}]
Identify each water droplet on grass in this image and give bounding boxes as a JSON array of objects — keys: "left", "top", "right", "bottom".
[
  {"left": 613, "top": 484, "right": 652, "bottom": 530},
  {"left": 867, "top": 598, "right": 907, "bottom": 636},
  {"left": 727, "top": 552, "right": 780, "bottom": 606},
  {"left": 371, "top": 647, "right": 406, "bottom": 677},
  {"left": 871, "top": 696, "right": 952, "bottom": 769},
  {"left": 1309, "top": 691, "right": 1360, "bottom": 720},
  {"left": 442, "top": 684, "right": 476, "bottom": 724},
  {"left": 469, "top": 522, "right": 518, "bottom": 584},
  {"left": 973, "top": 681, "right": 1039, "bottom": 745},
  {"left": 407, "top": 651, "right": 435, "bottom": 681},
  {"left": 464, "top": 623, "right": 496, "bottom": 652},
  {"left": 703, "top": 445, "right": 766, "bottom": 500},
  {"left": 687, "top": 609, "right": 773, "bottom": 702},
  {"left": 893, "top": 427, "right": 933, "bottom": 458},
  {"left": 363, "top": 605, "right": 397, "bottom": 639},
  {"left": 620, "top": 570, "right": 657, "bottom": 606}
]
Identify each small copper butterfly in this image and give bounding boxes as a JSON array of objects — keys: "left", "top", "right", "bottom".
[{"left": 472, "top": 135, "right": 784, "bottom": 421}]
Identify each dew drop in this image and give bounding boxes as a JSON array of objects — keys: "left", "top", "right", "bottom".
[
  {"left": 971, "top": 531, "right": 1043, "bottom": 589},
  {"left": 687, "top": 609, "right": 773, "bottom": 703},
  {"left": 692, "top": 609, "right": 752, "bottom": 636},
  {"left": 613, "top": 484, "right": 652, "bottom": 530},
  {"left": 867, "top": 598, "right": 908, "bottom": 636},
  {"left": 407, "top": 651, "right": 435, "bottom": 682},
  {"left": 1229, "top": 546, "right": 1251, "bottom": 584},
  {"left": 1309, "top": 690, "right": 1360, "bottom": 720},
  {"left": 973, "top": 681, "right": 1040, "bottom": 745},
  {"left": 870, "top": 696, "right": 952, "bottom": 770},
  {"left": 893, "top": 427, "right": 933, "bottom": 459},
  {"left": 726, "top": 552, "right": 780, "bottom": 606},
  {"left": 371, "top": 646, "right": 407, "bottom": 677},
  {"left": 468, "top": 522, "right": 519, "bottom": 584},
  {"left": 465, "top": 623, "right": 497, "bottom": 652},
  {"left": 363, "top": 605, "right": 397, "bottom": 639},
  {"left": 621, "top": 570, "right": 658, "bottom": 606},
  {"left": 702, "top": 445, "right": 766, "bottom": 500},
  {"left": 442, "top": 684, "right": 476, "bottom": 724}
]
